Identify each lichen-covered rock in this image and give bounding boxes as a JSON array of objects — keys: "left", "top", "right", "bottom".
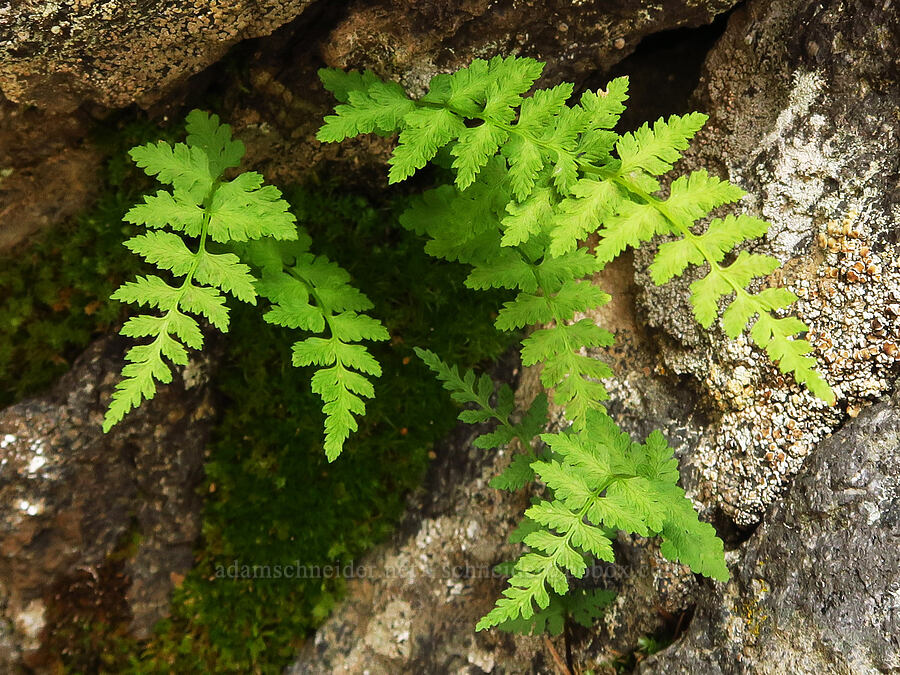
[
  {"left": 638, "top": 389, "right": 900, "bottom": 674},
  {"left": 0, "top": 1, "right": 314, "bottom": 112},
  {"left": 0, "top": 335, "right": 216, "bottom": 670},
  {"left": 635, "top": 0, "right": 900, "bottom": 526},
  {"left": 323, "top": 0, "right": 738, "bottom": 95}
]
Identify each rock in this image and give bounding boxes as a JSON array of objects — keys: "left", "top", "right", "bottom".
[
  {"left": 323, "top": 0, "right": 738, "bottom": 94},
  {"left": 639, "top": 389, "right": 900, "bottom": 674},
  {"left": 634, "top": 0, "right": 900, "bottom": 526},
  {"left": 287, "top": 364, "right": 548, "bottom": 674},
  {"left": 0, "top": 335, "right": 216, "bottom": 669},
  {"left": 0, "top": 1, "right": 314, "bottom": 112},
  {"left": 0, "top": 95, "right": 101, "bottom": 251}
]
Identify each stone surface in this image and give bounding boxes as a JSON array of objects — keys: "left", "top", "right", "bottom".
[
  {"left": 323, "top": 0, "right": 737, "bottom": 95},
  {"left": 0, "top": 95, "right": 101, "bottom": 250},
  {"left": 0, "top": 1, "right": 314, "bottom": 112},
  {"left": 634, "top": 0, "right": 900, "bottom": 526},
  {"left": 0, "top": 335, "right": 216, "bottom": 669},
  {"left": 639, "top": 390, "right": 900, "bottom": 674}
]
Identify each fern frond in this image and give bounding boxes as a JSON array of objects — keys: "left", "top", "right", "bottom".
[
  {"left": 389, "top": 108, "right": 465, "bottom": 183},
  {"left": 319, "top": 57, "right": 832, "bottom": 400},
  {"left": 104, "top": 111, "right": 297, "bottom": 432},
  {"left": 207, "top": 172, "right": 297, "bottom": 242},
  {"left": 244, "top": 238, "right": 388, "bottom": 461},
  {"left": 318, "top": 57, "right": 833, "bottom": 634},
  {"left": 317, "top": 67, "right": 382, "bottom": 104},
  {"left": 615, "top": 112, "right": 707, "bottom": 177},
  {"left": 128, "top": 141, "right": 213, "bottom": 204},
  {"left": 494, "top": 587, "right": 614, "bottom": 637},
  {"left": 478, "top": 410, "right": 727, "bottom": 630}
]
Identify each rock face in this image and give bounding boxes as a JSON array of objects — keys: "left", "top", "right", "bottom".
[
  {"left": 0, "top": 96, "right": 100, "bottom": 250},
  {"left": 0, "top": 336, "right": 216, "bottom": 670},
  {"left": 0, "top": 1, "right": 314, "bottom": 112},
  {"left": 0, "top": 0, "right": 738, "bottom": 113},
  {"left": 636, "top": 0, "right": 900, "bottom": 527},
  {"left": 640, "top": 391, "right": 900, "bottom": 674}
]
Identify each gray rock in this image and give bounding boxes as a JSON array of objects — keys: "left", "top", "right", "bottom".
[
  {"left": 639, "top": 390, "right": 900, "bottom": 674},
  {"left": 0, "top": 1, "right": 315, "bottom": 112},
  {"left": 0, "top": 335, "right": 216, "bottom": 670},
  {"left": 635, "top": 0, "right": 900, "bottom": 526}
]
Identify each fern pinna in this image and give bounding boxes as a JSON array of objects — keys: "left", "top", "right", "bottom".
[
  {"left": 319, "top": 56, "right": 832, "bottom": 630},
  {"left": 104, "top": 111, "right": 386, "bottom": 460}
]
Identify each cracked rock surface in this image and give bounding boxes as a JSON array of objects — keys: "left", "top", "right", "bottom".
[
  {"left": 639, "top": 390, "right": 900, "bottom": 674},
  {"left": 0, "top": 0, "right": 315, "bottom": 112},
  {"left": 0, "top": 336, "right": 216, "bottom": 670}
]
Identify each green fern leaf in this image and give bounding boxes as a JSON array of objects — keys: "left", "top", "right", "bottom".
[
  {"left": 124, "top": 189, "right": 205, "bottom": 236},
  {"left": 317, "top": 67, "right": 381, "bottom": 104},
  {"left": 317, "top": 79, "right": 415, "bottom": 142},
  {"left": 207, "top": 172, "right": 297, "bottom": 242},
  {"left": 185, "top": 109, "right": 245, "bottom": 177},
  {"left": 451, "top": 124, "right": 510, "bottom": 190},
  {"left": 105, "top": 110, "right": 299, "bottom": 432},
  {"left": 129, "top": 141, "right": 214, "bottom": 203},
  {"left": 578, "top": 76, "right": 629, "bottom": 130},
  {"left": 389, "top": 108, "right": 465, "bottom": 183}
]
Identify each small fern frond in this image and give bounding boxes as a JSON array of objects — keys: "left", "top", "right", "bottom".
[
  {"left": 477, "top": 410, "right": 727, "bottom": 630},
  {"left": 244, "top": 238, "right": 389, "bottom": 461},
  {"left": 104, "top": 111, "right": 297, "bottom": 432}
]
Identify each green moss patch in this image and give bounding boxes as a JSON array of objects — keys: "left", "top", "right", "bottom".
[{"left": 132, "top": 185, "right": 512, "bottom": 673}]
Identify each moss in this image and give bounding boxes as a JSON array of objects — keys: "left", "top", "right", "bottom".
[{"left": 45, "top": 181, "right": 512, "bottom": 673}]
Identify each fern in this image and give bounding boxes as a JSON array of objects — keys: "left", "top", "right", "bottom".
[
  {"left": 418, "top": 351, "right": 727, "bottom": 629},
  {"left": 492, "top": 582, "right": 615, "bottom": 637},
  {"left": 319, "top": 56, "right": 834, "bottom": 633},
  {"left": 318, "top": 58, "right": 833, "bottom": 402},
  {"left": 105, "top": 111, "right": 387, "bottom": 460},
  {"left": 243, "top": 238, "right": 389, "bottom": 461},
  {"left": 478, "top": 411, "right": 727, "bottom": 630},
  {"left": 103, "top": 111, "right": 296, "bottom": 431}
]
